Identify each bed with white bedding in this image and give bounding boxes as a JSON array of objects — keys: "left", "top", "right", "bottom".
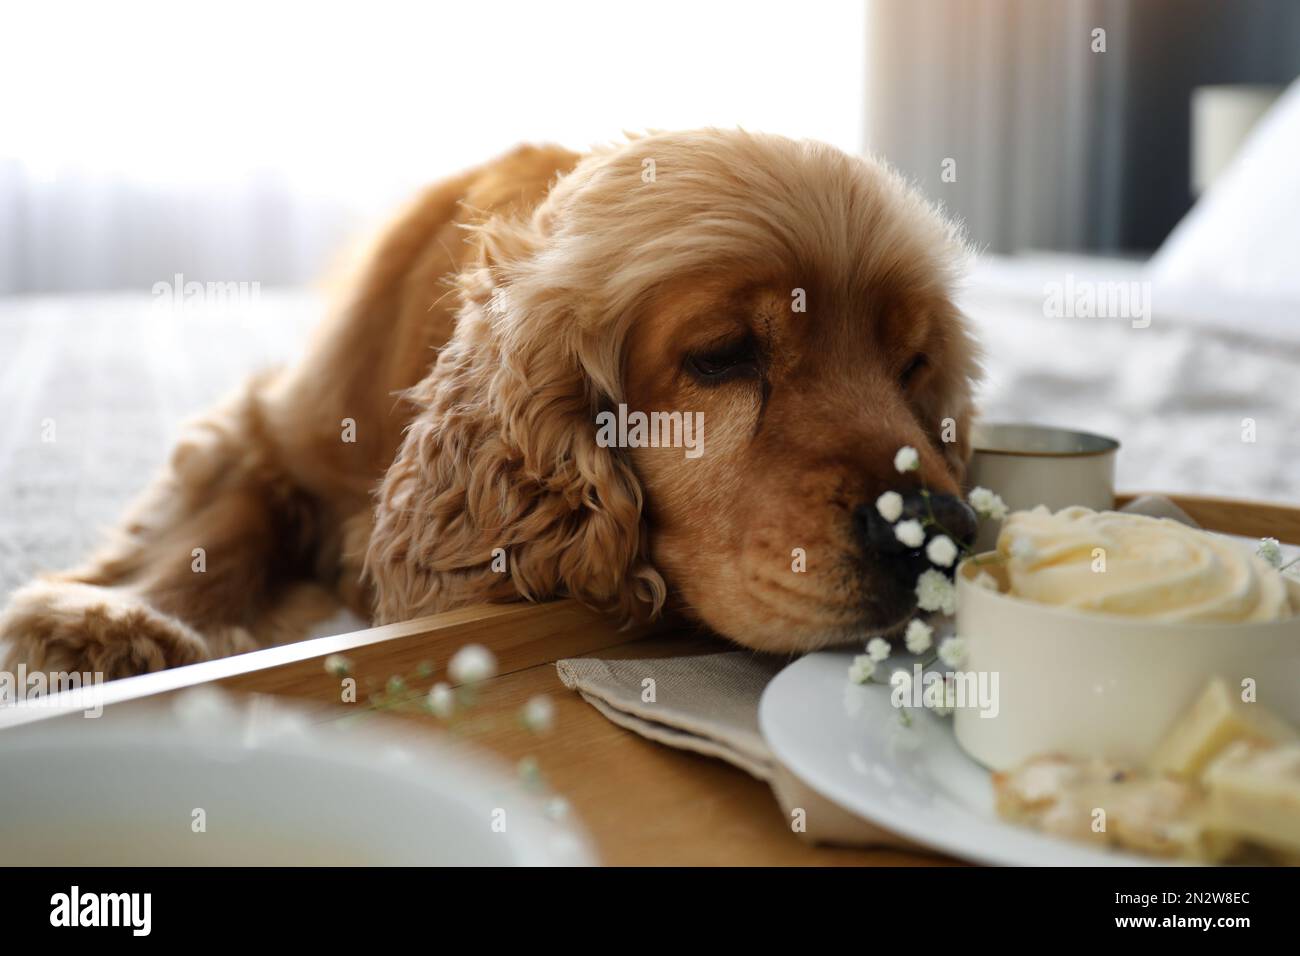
[
  {"left": 0, "top": 259, "right": 1295, "bottom": 614},
  {"left": 961, "top": 253, "right": 1300, "bottom": 504}
]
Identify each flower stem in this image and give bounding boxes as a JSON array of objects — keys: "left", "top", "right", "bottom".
[{"left": 917, "top": 487, "right": 978, "bottom": 561}]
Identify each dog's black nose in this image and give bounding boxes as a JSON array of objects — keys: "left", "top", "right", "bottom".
[
  {"left": 853, "top": 491, "right": 977, "bottom": 558},
  {"left": 928, "top": 493, "right": 978, "bottom": 548}
]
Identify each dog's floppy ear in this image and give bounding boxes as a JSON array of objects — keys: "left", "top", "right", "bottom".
[
  {"left": 941, "top": 396, "right": 975, "bottom": 485},
  {"left": 364, "top": 212, "right": 666, "bottom": 625},
  {"left": 922, "top": 304, "right": 982, "bottom": 486}
]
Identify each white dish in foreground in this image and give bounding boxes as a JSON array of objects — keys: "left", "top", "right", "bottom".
[
  {"left": 760, "top": 649, "right": 1176, "bottom": 866},
  {"left": 0, "top": 689, "right": 594, "bottom": 866}
]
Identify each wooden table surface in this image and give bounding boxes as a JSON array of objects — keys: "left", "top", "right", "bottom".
[{"left": 4, "top": 493, "right": 1296, "bottom": 866}]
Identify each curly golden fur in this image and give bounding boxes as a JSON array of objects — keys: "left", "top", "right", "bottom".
[{"left": 0, "top": 129, "right": 979, "bottom": 678}]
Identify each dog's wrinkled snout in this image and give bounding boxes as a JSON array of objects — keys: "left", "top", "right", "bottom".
[{"left": 853, "top": 492, "right": 977, "bottom": 562}]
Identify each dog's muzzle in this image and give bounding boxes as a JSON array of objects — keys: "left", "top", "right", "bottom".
[{"left": 853, "top": 491, "right": 978, "bottom": 578}]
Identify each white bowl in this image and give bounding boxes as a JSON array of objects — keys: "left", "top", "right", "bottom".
[
  {"left": 0, "top": 689, "right": 595, "bottom": 865},
  {"left": 953, "top": 557, "right": 1300, "bottom": 771}
]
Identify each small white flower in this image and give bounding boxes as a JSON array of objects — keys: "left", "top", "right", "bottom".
[
  {"left": 893, "top": 445, "right": 920, "bottom": 473},
  {"left": 894, "top": 519, "right": 925, "bottom": 548},
  {"left": 967, "top": 486, "right": 1008, "bottom": 521},
  {"left": 1257, "top": 537, "right": 1283, "bottom": 569},
  {"left": 972, "top": 570, "right": 999, "bottom": 591},
  {"left": 1009, "top": 535, "right": 1037, "bottom": 562},
  {"left": 904, "top": 618, "right": 933, "bottom": 654},
  {"left": 323, "top": 654, "right": 351, "bottom": 677},
  {"left": 866, "top": 637, "right": 891, "bottom": 662},
  {"left": 938, "top": 636, "right": 967, "bottom": 668},
  {"left": 521, "top": 694, "right": 556, "bottom": 733},
  {"left": 427, "top": 681, "right": 455, "bottom": 718},
  {"left": 848, "top": 654, "right": 877, "bottom": 684},
  {"left": 926, "top": 534, "right": 958, "bottom": 568},
  {"left": 930, "top": 674, "right": 958, "bottom": 717},
  {"left": 448, "top": 643, "right": 497, "bottom": 684},
  {"left": 915, "top": 569, "right": 956, "bottom": 616},
  {"left": 518, "top": 755, "right": 542, "bottom": 784},
  {"left": 875, "top": 490, "right": 904, "bottom": 523}
]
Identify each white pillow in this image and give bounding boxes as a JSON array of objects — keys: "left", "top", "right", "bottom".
[{"left": 1148, "top": 77, "right": 1300, "bottom": 304}]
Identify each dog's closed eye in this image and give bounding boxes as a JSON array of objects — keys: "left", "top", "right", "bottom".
[
  {"left": 685, "top": 335, "right": 761, "bottom": 385},
  {"left": 900, "top": 353, "right": 929, "bottom": 388}
]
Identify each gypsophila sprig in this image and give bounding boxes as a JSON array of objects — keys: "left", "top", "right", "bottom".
[
  {"left": 915, "top": 569, "right": 956, "bottom": 615},
  {"left": 925, "top": 534, "right": 958, "bottom": 568},
  {"left": 334, "top": 646, "right": 566, "bottom": 820},
  {"left": 968, "top": 486, "right": 1008, "bottom": 521},
  {"left": 876, "top": 490, "right": 904, "bottom": 523},
  {"left": 938, "top": 636, "right": 967, "bottom": 668},
  {"left": 1257, "top": 537, "right": 1283, "bottom": 569},
  {"left": 866, "top": 637, "right": 892, "bottom": 662},
  {"left": 846, "top": 445, "right": 1016, "bottom": 722},
  {"left": 893, "top": 445, "right": 920, "bottom": 473},
  {"left": 929, "top": 675, "right": 958, "bottom": 717},
  {"left": 449, "top": 644, "right": 497, "bottom": 684},
  {"left": 848, "top": 655, "right": 877, "bottom": 684},
  {"left": 427, "top": 682, "right": 455, "bottom": 718},
  {"left": 517, "top": 755, "right": 544, "bottom": 791},
  {"left": 520, "top": 695, "right": 556, "bottom": 734},
  {"left": 904, "top": 618, "right": 933, "bottom": 654},
  {"left": 894, "top": 519, "right": 925, "bottom": 549}
]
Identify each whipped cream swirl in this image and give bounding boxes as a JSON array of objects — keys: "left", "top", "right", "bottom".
[{"left": 996, "top": 506, "right": 1292, "bottom": 623}]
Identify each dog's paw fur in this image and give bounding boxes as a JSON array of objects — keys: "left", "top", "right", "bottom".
[{"left": 0, "top": 581, "right": 210, "bottom": 679}]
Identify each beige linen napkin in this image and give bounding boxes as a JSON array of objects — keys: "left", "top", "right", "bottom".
[
  {"left": 556, "top": 496, "right": 1200, "bottom": 848},
  {"left": 556, "top": 652, "right": 916, "bottom": 847}
]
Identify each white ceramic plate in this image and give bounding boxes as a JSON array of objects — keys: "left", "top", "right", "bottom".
[
  {"left": 759, "top": 532, "right": 1295, "bottom": 866},
  {"left": 759, "top": 649, "right": 1168, "bottom": 866},
  {"left": 0, "top": 688, "right": 595, "bottom": 866}
]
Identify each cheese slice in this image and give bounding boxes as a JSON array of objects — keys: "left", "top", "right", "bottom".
[
  {"left": 1203, "top": 742, "right": 1300, "bottom": 856},
  {"left": 992, "top": 754, "right": 1238, "bottom": 861},
  {"left": 1148, "top": 677, "right": 1296, "bottom": 778}
]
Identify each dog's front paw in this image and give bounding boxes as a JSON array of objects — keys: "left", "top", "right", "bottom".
[{"left": 0, "top": 581, "right": 210, "bottom": 680}]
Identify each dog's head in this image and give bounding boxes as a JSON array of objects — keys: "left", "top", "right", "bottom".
[{"left": 368, "top": 130, "right": 981, "bottom": 652}]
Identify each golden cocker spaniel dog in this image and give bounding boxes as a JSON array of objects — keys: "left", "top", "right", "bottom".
[{"left": 0, "top": 129, "right": 981, "bottom": 678}]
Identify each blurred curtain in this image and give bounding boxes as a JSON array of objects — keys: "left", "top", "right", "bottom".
[
  {"left": 0, "top": 164, "right": 350, "bottom": 295},
  {"left": 865, "top": 0, "right": 1300, "bottom": 255}
]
